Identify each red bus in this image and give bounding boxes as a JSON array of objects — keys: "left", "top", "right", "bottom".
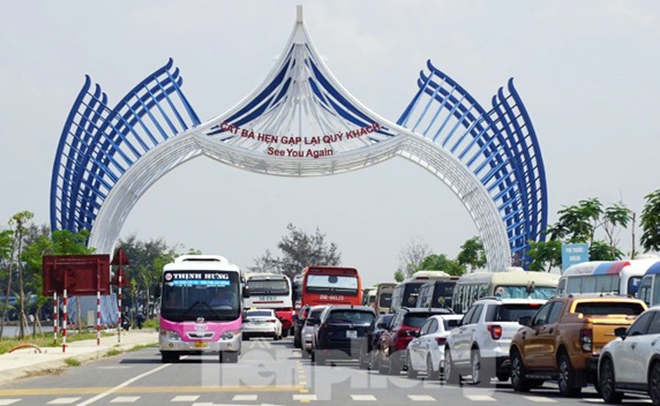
[{"left": 295, "top": 266, "right": 362, "bottom": 307}]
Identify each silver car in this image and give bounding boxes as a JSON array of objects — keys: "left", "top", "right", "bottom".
[{"left": 301, "top": 306, "right": 326, "bottom": 358}]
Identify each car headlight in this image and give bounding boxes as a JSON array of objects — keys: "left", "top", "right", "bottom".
[
  {"left": 221, "top": 329, "right": 241, "bottom": 340},
  {"left": 161, "top": 329, "right": 182, "bottom": 341}
]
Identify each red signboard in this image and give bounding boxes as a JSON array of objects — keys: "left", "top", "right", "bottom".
[{"left": 43, "top": 255, "right": 111, "bottom": 296}]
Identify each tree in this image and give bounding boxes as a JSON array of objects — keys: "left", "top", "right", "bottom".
[
  {"left": 526, "top": 240, "right": 562, "bottom": 272},
  {"left": 393, "top": 270, "right": 405, "bottom": 283},
  {"left": 547, "top": 197, "right": 631, "bottom": 261},
  {"left": 456, "top": 237, "right": 486, "bottom": 271},
  {"left": 641, "top": 189, "right": 660, "bottom": 253},
  {"left": 419, "top": 254, "right": 465, "bottom": 277},
  {"left": 0, "top": 228, "right": 14, "bottom": 339},
  {"left": 396, "top": 236, "right": 431, "bottom": 278},
  {"left": 6, "top": 211, "right": 33, "bottom": 339},
  {"left": 249, "top": 224, "right": 341, "bottom": 280},
  {"left": 119, "top": 235, "right": 178, "bottom": 318}
]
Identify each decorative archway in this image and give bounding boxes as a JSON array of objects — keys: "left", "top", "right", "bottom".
[{"left": 50, "top": 6, "right": 547, "bottom": 272}]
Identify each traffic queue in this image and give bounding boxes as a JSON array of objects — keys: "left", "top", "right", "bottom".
[{"left": 280, "top": 263, "right": 660, "bottom": 406}]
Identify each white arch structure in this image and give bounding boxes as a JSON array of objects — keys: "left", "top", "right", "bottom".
[{"left": 52, "top": 7, "right": 548, "bottom": 272}]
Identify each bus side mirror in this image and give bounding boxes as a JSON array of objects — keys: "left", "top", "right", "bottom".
[{"left": 242, "top": 287, "right": 250, "bottom": 299}]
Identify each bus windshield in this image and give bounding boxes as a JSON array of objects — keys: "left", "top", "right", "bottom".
[
  {"left": 495, "top": 285, "right": 556, "bottom": 300},
  {"left": 306, "top": 275, "right": 358, "bottom": 295},
  {"left": 247, "top": 279, "right": 289, "bottom": 295},
  {"left": 161, "top": 271, "right": 241, "bottom": 322}
]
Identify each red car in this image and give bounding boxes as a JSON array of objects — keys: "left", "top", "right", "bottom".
[{"left": 378, "top": 307, "right": 452, "bottom": 375}]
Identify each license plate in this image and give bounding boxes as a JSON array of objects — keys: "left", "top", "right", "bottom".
[
  {"left": 194, "top": 341, "right": 207, "bottom": 348},
  {"left": 346, "top": 330, "right": 357, "bottom": 339}
]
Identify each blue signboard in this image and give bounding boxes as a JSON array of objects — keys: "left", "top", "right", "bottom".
[{"left": 561, "top": 243, "right": 590, "bottom": 272}]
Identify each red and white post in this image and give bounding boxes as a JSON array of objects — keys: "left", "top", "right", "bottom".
[
  {"left": 96, "top": 290, "right": 101, "bottom": 346},
  {"left": 62, "top": 289, "right": 68, "bottom": 353},
  {"left": 118, "top": 272, "right": 122, "bottom": 343},
  {"left": 53, "top": 292, "right": 58, "bottom": 345}
]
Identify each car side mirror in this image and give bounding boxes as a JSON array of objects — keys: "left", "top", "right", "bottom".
[
  {"left": 242, "top": 286, "right": 250, "bottom": 299},
  {"left": 413, "top": 330, "right": 421, "bottom": 338},
  {"left": 614, "top": 327, "right": 627, "bottom": 340},
  {"left": 518, "top": 316, "right": 532, "bottom": 326}
]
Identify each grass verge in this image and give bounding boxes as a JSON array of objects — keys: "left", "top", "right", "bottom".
[{"left": 63, "top": 357, "right": 81, "bottom": 367}]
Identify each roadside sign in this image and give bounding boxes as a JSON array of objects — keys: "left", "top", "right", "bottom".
[{"left": 561, "top": 243, "right": 589, "bottom": 272}]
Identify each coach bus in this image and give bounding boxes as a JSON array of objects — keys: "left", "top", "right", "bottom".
[
  {"left": 452, "top": 267, "right": 559, "bottom": 314},
  {"left": 158, "top": 255, "right": 243, "bottom": 364},
  {"left": 639, "top": 261, "right": 660, "bottom": 307},
  {"left": 557, "top": 258, "right": 659, "bottom": 298},
  {"left": 390, "top": 271, "right": 455, "bottom": 313},
  {"left": 374, "top": 282, "right": 396, "bottom": 314},
  {"left": 417, "top": 276, "right": 459, "bottom": 310},
  {"left": 242, "top": 273, "right": 294, "bottom": 336},
  {"left": 295, "top": 266, "right": 362, "bottom": 307}
]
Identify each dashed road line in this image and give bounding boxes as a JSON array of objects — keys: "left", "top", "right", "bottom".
[
  {"left": 232, "top": 394, "right": 258, "bottom": 401},
  {"left": 171, "top": 395, "right": 200, "bottom": 402},
  {"left": 48, "top": 398, "right": 81, "bottom": 405},
  {"left": 0, "top": 401, "right": 20, "bottom": 406},
  {"left": 523, "top": 396, "right": 558, "bottom": 403},
  {"left": 465, "top": 395, "right": 496, "bottom": 401},
  {"left": 109, "top": 397, "right": 140, "bottom": 403},
  {"left": 408, "top": 395, "right": 436, "bottom": 401},
  {"left": 350, "top": 394, "right": 377, "bottom": 401}
]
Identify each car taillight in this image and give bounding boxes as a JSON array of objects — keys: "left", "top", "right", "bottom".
[
  {"left": 580, "top": 328, "right": 592, "bottom": 352},
  {"left": 267, "top": 319, "right": 276, "bottom": 323},
  {"left": 487, "top": 325, "right": 502, "bottom": 340},
  {"left": 435, "top": 337, "right": 446, "bottom": 345}
]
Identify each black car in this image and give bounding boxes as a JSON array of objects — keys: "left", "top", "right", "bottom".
[
  {"left": 293, "top": 305, "right": 310, "bottom": 348},
  {"left": 312, "top": 305, "right": 376, "bottom": 366},
  {"left": 358, "top": 313, "right": 393, "bottom": 369}
]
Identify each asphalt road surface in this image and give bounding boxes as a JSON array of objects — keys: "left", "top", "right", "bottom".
[{"left": 0, "top": 338, "right": 652, "bottom": 406}]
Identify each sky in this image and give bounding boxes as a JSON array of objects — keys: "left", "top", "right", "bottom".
[{"left": 1, "top": 1, "right": 659, "bottom": 287}]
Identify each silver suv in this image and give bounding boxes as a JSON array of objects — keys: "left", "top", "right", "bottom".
[{"left": 444, "top": 297, "right": 546, "bottom": 385}]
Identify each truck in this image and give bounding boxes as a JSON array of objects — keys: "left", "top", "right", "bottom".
[{"left": 509, "top": 295, "right": 647, "bottom": 397}]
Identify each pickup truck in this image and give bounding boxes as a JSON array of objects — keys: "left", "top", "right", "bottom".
[{"left": 509, "top": 295, "right": 647, "bottom": 397}]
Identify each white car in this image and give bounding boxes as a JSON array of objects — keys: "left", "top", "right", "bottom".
[
  {"left": 598, "top": 306, "right": 660, "bottom": 405},
  {"left": 301, "top": 306, "right": 326, "bottom": 357},
  {"left": 242, "top": 309, "right": 282, "bottom": 340},
  {"left": 405, "top": 314, "right": 462, "bottom": 379},
  {"left": 444, "top": 297, "right": 546, "bottom": 385}
]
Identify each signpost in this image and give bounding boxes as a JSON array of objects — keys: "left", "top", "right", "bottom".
[
  {"left": 43, "top": 255, "right": 110, "bottom": 352},
  {"left": 561, "top": 243, "right": 590, "bottom": 272},
  {"left": 111, "top": 247, "right": 130, "bottom": 343}
]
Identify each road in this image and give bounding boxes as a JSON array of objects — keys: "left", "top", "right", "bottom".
[{"left": 0, "top": 338, "right": 651, "bottom": 406}]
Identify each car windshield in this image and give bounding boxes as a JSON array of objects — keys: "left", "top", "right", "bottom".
[
  {"left": 575, "top": 302, "right": 645, "bottom": 316},
  {"left": 404, "top": 313, "right": 432, "bottom": 328},
  {"left": 326, "top": 310, "right": 375, "bottom": 324}
]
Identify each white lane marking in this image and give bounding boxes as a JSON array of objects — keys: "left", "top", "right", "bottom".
[
  {"left": 581, "top": 399, "right": 604, "bottom": 403},
  {"left": 292, "top": 394, "right": 317, "bottom": 401},
  {"left": 465, "top": 395, "right": 496, "bottom": 401},
  {"left": 351, "top": 394, "right": 377, "bottom": 401},
  {"left": 233, "top": 394, "right": 258, "bottom": 401},
  {"left": 110, "top": 396, "right": 140, "bottom": 403},
  {"left": 49, "top": 399, "right": 82, "bottom": 405},
  {"left": 0, "top": 400, "right": 21, "bottom": 405},
  {"left": 74, "top": 363, "right": 171, "bottom": 406},
  {"left": 172, "top": 395, "right": 200, "bottom": 402},
  {"left": 523, "top": 396, "right": 558, "bottom": 403},
  {"left": 408, "top": 395, "right": 436, "bottom": 401}
]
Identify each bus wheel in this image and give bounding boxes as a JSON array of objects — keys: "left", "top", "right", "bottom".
[
  {"left": 220, "top": 351, "right": 239, "bottom": 364},
  {"left": 162, "top": 352, "right": 179, "bottom": 363}
]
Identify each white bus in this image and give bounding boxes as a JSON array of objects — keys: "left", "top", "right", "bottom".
[
  {"left": 639, "top": 261, "right": 660, "bottom": 307},
  {"left": 242, "top": 273, "right": 294, "bottom": 336},
  {"left": 452, "top": 267, "right": 559, "bottom": 314},
  {"left": 557, "top": 258, "right": 658, "bottom": 298}
]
